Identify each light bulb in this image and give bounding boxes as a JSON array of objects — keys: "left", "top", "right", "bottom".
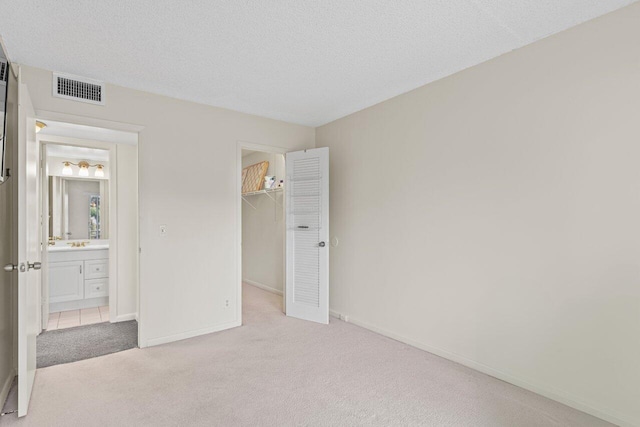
[
  {"left": 35, "top": 121, "right": 47, "bottom": 133},
  {"left": 94, "top": 165, "right": 104, "bottom": 178},
  {"left": 78, "top": 166, "right": 89, "bottom": 177},
  {"left": 62, "top": 162, "right": 73, "bottom": 176}
]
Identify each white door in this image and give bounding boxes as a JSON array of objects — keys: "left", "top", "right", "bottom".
[
  {"left": 285, "top": 147, "right": 329, "bottom": 324},
  {"left": 16, "top": 82, "right": 40, "bottom": 416}
]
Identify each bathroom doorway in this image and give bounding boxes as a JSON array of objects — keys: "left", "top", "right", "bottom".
[
  {"left": 36, "top": 120, "right": 139, "bottom": 367},
  {"left": 43, "top": 144, "right": 112, "bottom": 332}
]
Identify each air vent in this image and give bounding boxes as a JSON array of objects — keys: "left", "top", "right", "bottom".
[
  {"left": 52, "top": 72, "right": 105, "bottom": 105},
  {"left": 0, "top": 60, "right": 7, "bottom": 83}
]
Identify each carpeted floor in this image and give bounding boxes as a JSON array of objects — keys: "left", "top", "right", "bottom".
[
  {"left": 37, "top": 320, "right": 138, "bottom": 368},
  {"left": 0, "top": 284, "right": 611, "bottom": 426}
]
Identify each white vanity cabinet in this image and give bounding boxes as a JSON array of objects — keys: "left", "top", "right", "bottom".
[{"left": 48, "top": 248, "right": 109, "bottom": 312}]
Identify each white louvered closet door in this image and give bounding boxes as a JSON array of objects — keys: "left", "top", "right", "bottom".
[{"left": 285, "top": 148, "right": 329, "bottom": 324}]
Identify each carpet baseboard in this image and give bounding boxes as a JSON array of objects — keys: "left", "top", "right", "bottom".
[
  {"left": 329, "top": 309, "right": 632, "bottom": 427},
  {"left": 143, "top": 320, "right": 241, "bottom": 348},
  {"left": 243, "top": 279, "right": 283, "bottom": 296},
  {"left": 0, "top": 368, "right": 15, "bottom": 410}
]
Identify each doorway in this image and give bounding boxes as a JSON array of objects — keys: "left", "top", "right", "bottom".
[
  {"left": 35, "top": 122, "right": 139, "bottom": 368},
  {"left": 240, "top": 145, "right": 286, "bottom": 316},
  {"left": 237, "top": 143, "right": 330, "bottom": 326},
  {"left": 44, "top": 144, "right": 111, "bottom": 329}
]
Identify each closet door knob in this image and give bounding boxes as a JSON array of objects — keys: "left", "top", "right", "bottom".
[{"left": 318, "top": 241, "right": 326, "bottom": 247}]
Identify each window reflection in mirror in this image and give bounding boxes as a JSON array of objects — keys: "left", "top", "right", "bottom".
[{"left": 89, "top": 194, "right": 101, "bottom": 239}]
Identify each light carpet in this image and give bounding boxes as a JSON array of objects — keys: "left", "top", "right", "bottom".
[{"left": 0, "top": 284, "right": 611, "bottom": 426}]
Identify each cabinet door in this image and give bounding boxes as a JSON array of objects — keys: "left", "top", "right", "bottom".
[{"left": 49, "top": 261, "right": 84, "bottom": 303}]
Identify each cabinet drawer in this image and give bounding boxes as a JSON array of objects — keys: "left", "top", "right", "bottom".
[
  {"left": 85, "top": 259, "right": 108, "bottom": 279},
  {"left": 85, "top": 278, "right": 109, "bottom": 299}
]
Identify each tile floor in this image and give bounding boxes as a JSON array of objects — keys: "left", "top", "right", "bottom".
[{"left": 47, "top": 306, "right": 110, "bottom": 330}]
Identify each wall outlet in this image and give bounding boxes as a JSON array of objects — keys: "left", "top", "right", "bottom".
[
  {"left": 159, "top": 224, "right": 168, "bottom": 236},
  {"left": 225, "top": 299, "right": 230, "bottom": 308}
]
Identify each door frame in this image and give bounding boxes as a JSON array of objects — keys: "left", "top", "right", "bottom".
[
  {"left": 236, "top": 141, "right": 288, "bottom": 324},
  {"left": 33, "top": 110, "right": 143, "bottom": 343},
  {"left": 39, "top": 137, "right": 116, "bottom": 329}
]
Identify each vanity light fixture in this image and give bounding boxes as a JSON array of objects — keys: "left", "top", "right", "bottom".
[
  {"left": 61, "top": 160, "right": 106, "bottom": 177},
  {"left": 62, "top": 162, "right": 73, "bottom": 176},
  {"left": 35, "top": 121, "right": 47, "bottom": 133},
  {"left": 78, "top": 161, "right": 89, "bottom": 177}
]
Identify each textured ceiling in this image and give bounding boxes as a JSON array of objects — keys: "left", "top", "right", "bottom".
[{"left": 0, "top": 0, "right": 636, "bottom": 126}]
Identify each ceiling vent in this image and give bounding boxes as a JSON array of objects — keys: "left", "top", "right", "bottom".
[
  {"left": 0, "top": 60, "right": 7, "bottom": 84},
  {"left": 52, "top": 72, "right": 105, "bottom": 105}
]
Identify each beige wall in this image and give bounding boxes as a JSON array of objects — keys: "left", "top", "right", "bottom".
[
  {"left": 242, "top": 151, "right": 285, "bottom": 293},
  {"left": 20, "top": 64, "right": 315, "bottom": 346},
  {"left": 316, "top": 4, "right": 640, "bottom": 426}
]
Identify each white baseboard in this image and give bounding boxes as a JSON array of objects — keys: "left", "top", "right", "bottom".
[
  {"left": 0, "top": 368, "right": 15, "bottom": 410},
  {"left": 143, "top": 320, "right": 242, "bottom": 348},
  {"left": 243, "top": 279, "right": 283, "bottom": 296},
  {"left": 329, "top": 309, "right": 633, "bottom": 427},
  {"left": 115, "top": 313, "right": 137, "bottom": 322},
  {"left": 329, "top": 309, "right": 348, "bottom": 322}
]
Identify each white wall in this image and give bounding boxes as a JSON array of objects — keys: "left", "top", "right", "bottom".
[
  {"left": 316, "top": 4, "right": 640, "bottom": 426},
  {"left": 242, "top": 151, "right": 285, "bottom": 294},
  {"left": 20, "top": 64, "right": 315, "bottom": 346}
]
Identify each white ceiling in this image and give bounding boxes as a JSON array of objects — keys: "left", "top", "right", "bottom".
[{"left": 0, "top": 1, "right": 635, "bottom": 126}]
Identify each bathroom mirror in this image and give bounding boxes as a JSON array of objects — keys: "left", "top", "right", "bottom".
[{"left": 49, "top": 177, "right": 109, "bottom": 240}]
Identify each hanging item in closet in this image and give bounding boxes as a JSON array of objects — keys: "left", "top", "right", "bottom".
[
  {"left": 264, "top": 176, "right": 276, "bottom": 189},
  {"left": 242, "top": 161, "right": 269, "bottom": 193}
]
